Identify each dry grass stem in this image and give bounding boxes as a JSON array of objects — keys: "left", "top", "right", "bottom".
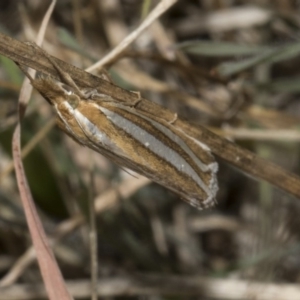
[{"left": 86, "top": 0, "right": 178, "bottom": 72}]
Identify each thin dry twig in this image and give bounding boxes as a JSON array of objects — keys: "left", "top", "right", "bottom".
[
  {"left": 86, "top": 0, "right": 178, "bottom": 72},
  {"left": 213, "top": 128, "right": 300, "bottom": 142},
  {"left": 0, "top": 248, "right": 36, "bottom": 288}
]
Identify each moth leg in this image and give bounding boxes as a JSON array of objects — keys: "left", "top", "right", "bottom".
[
  {"left": 129, "top": 91, "right": 142, "bottom": 107},
  {"left": 26, "top": 42, "right": 88, "bottom": 99},
  {"left": 97, "top": 90, "right": 141, "bottom": 107},
  {"left": 81, "top": 88, "right": 99, "bottom": 99},
  {"left": 169, "top": 113, "right": 178, "bottom": 125},
  {"left": 90, "top": 92, "right": 115, "bottom": 101},
  {"left": 98, "top": 69, "right": 113, "bottom": 83}
]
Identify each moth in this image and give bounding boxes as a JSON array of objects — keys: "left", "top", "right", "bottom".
[{"left": 20, "top": 49, "right": 218, "bottom": 209}]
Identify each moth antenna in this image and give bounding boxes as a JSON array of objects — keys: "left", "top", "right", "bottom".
[{"left": 27, "top": 42, "right": 87, "bottom": 99}]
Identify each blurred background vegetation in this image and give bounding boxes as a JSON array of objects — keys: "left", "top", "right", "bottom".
[{"left": 1, "top": 0, "right": 300, "bottom": 299}]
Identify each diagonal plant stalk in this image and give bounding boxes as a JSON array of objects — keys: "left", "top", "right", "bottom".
[{"left": 0, "top": 32, "right": 299, "bottom": 200}]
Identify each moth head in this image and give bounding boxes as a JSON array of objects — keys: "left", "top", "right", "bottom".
[
  {"left": 32, "top": 77, "right": 68, "bottom": 105},
  {"left": 32, "top": 77, "right": 80, "bottom": 109},
  {"left": 59, "top": 83, "right": 80, "bottom": 109}
]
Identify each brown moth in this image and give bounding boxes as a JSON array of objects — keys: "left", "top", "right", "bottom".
[{"left": 21, "top": 49, "right": 218, "bottom": 209}]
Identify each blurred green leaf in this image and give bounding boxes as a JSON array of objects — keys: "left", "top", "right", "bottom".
[
  {"left": 259, "top": 77, "right": 300, "bottom": 93},
  {"left": 0, "top": 123, "right": 68, "bottom": 218},
  {"left": 141, "top": 0, "right": 152, "bottom": 19},
  {"left": 177, "top": 40, "right": 270, "bottom": 56},
  {"left": 217, "top": 49, "right": 277, "bottom": 76},
  {"left": 217, "top": 42, "right": 300, "bottom": 76},
  {"left": 0, "top": 55, "right": 23, "bottom": 84}
]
